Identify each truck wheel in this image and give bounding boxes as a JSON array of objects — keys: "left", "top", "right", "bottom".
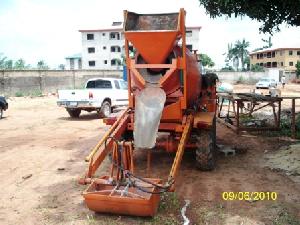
[
  {"left": 67, "top": 109, "right": 81, "bottom": 118},
  {"left": 100, "top": 101, "right": 111, "bottom": 118},
  {"left": 195, "top": 118, "right": 216, "bottom": 171}
]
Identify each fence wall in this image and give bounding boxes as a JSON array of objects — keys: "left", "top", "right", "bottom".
[
  {"left": 0, "top": 69, "right": 296, "bottom": 96},
  {"left": 0, "top": 70, "right": 122, "bottom": 96}
]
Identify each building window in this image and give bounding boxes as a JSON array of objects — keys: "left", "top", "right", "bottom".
[
  {"left": 289, "top": 50, "right": 293, "bottom": 55},
  {"left": 280, "top": 62, "right": 284, "bottom": 66},
  {"left": 103, "top": 46, "right": 106, "bottom": 50},
  {"left": 88, "top": 61, "right": 95, "bottom": 67},
  {"left": 78, "top": 59, "right": 82, "bottom": 69},
  {"left": 297, "top": 51, "right": 300, "bottom": 56},
  {"left": 111, "top": 59, "right": 121, "bottom": 66},
  {"left": 186, "top": 30, "right": 192, "bottom": 37},
  {"left": 263, "top": 53, "right": 267, "bottom": 58},
  {"left": 186, "top": 45, "right": 193, "bottom": 51},
  {"left": 104, "top": 60, "right": 107, "bottom": 64},
  {"left": 260, "top": 63, "right": 263, "bottom": 66},
  {"left": 88, "top": 47, "right": 95, "bottom": 53},
  {"left": 260, "top": 53, "right": 263, "bottom": 58},
  {"left": 111, "top": 46, "right": 121, "bottom": 52},
  {"left": 70, "top": 58, "right": 74, "bottom": 69},
  {"left": 87, "top": 33, "right": 94, "bottom": 40},
  {"left": 267, "top": 52, "right": 271, "bottom": 58},
  {"left": 256, "top": 54, "right": 259, "bottom": 59},
  {"left": 272, "top": 62, "right": 277, "bottom": 67},
  {"left": 289, "top": 61, "right": 293, "bottom": 66},
  {"left": 110, "top": 32, "right": 120, "bottom": 40},
  {"left": 102, "top": 33, "right": 106, "bottom": 36},
  {"left": 272, "top": 51, "right": 275, "bottom": 57},
  {"left": 266, "top": 62, "right": 271, "bottom": 68}
]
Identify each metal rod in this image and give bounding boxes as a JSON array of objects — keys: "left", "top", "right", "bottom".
[{"left": 85, "top": 109, "right": 128, "bottom": 162}]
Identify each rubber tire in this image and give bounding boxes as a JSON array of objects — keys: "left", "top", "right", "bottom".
[
  {"left": 100, "top": 101, "right": 111, "bottom": 118},
  {"left": 67, "top": 109, "right": 81, "bottom": 118},
  {"left": 0, "top": 107, "right": 3, "bottom": 119},
  {"left": 195, "top": 118, "right": 216, "bottom": 171}
]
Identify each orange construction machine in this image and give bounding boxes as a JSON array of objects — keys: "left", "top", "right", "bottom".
[{"left": 79, "top": 9, "right": 218, "bottom": 216}]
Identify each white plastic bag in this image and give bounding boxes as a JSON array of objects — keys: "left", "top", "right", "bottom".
[{"left": 134, "top": 87, "right": 166, "bottom": 148}]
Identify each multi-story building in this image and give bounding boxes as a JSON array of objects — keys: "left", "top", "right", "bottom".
[
  {"left": 78, "top": 22, "right": 201, "bottom": 70},
  {"left": 250, "top": 48, "right": 300, "bottom": 72}
]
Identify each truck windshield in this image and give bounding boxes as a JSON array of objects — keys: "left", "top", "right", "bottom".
[{"left": 119, "top": 80, "right": 128, "bottom": 90}]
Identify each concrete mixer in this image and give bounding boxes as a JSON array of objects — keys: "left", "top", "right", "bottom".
[{"left": 79, "top": 8, "right": 218, "bottom": 216}]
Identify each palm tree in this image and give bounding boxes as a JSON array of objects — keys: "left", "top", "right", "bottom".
[
  {"left": 234, "top": 39, "right": 250, "bottom": 70},
  {"left": 225, "top": 43, "right": 239, "bottom": 70}
]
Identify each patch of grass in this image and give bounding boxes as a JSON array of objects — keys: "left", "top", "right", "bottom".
[
  {"left": 158, "top": 192, "right": 180, "bottom": 212},
  {"left": 196, "top": 204, "right": 226, "bottom": 224},
  {"left": 273, "top": 209, "right": 299, "bottom": 225},
  {"left": 30, "top": 89, "right": 43, "bottom": 97},
  {"left": 15, "top": 91, "right": 24, "bottom": 97},
  {"left": 267, "top": 116, "right": 300, "bottom": 139},
  {"left": 151, "top": 215, "right": 180, "bottom": 225}
]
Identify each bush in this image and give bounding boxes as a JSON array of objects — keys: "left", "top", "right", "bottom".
[
  {"left": 236, "top": 76, "right": 258, "bottom": 85},
  {"left": 15, "top": 91, "right": 24, "bottom": 97},
  {"left": 251, "top": 64, "right": 265, "bottom": 72},
  {"left": 30, "top": 90, "right": 43, "bottom": 97},
  {"left": 220, "top": 66, "right": 234, "bottom": 71},
  {"left": 279, "top": 114, "right": 300, "bottom": 139}
]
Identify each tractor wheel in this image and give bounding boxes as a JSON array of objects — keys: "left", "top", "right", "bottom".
[{"left": 195, "top": 119, "right": 216, "bottom": 171}]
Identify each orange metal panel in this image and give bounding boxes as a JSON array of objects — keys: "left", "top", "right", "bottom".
[
  {"left": 125, "top": 31, "right": 179, "bottom": 64},
  {"left": 161, "top": 101, "right": 182, "bottom": 121}
]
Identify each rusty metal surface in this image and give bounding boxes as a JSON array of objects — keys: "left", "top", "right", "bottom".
[
  {"left": 83, "top": 176, "right": 161, "bottom": 216},
  {"left": 125, "top": 11, "right": 179, "bottom": 31}
]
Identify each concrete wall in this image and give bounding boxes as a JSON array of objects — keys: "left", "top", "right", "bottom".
[
  {"left": 0, "top": 70, "right": 122, "bottom": 96},
  {"left": 216, "top": 70, "right": 296, "bottom": 84}
]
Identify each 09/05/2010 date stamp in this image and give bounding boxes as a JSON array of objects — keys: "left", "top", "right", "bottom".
[{"left": 222, "top": 192, "right": 278, "bottom": 201}]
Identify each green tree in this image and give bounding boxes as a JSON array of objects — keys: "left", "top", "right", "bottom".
[
  {"left": 14, "top": 58, "right": 30, "bottom": 70},
  {"left": 58, "top": 64, "right": 65, "bottom": 70},
  {"left": 0, "top": 54, "right": 7, "bottom": 68},
  {"left": 37, "top": 60, "right": 49, "bottom": 70},
  {"left": 234, "top": 39, "right": 250, "bottom": 70},
  {"left": 296, "top": 61, "right": 300, "bottom": 78},
  {"left": 199, "top": 53, "right": 215, "bottom": 67},
  {"left": 198, "top": 0, "right": 300, "bottom": 33},
  {"left": 224, "top": 43, "right": 238, "bottom": 70},
  {"left": 244, "top": 56, "right": 250, "bottom": 71},
  {"left": 4, "top": 60, "right": 13, "bottom": 69},
  {"left": 262, "top": 36, "right": 273, "bottom": 49},
  {"left": 225, "top": 39, "right": 250, "bottom": 71}
]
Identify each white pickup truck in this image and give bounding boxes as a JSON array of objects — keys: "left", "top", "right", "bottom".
[{"left": 57, "top": 78, "right": 128, "bottom": 118}]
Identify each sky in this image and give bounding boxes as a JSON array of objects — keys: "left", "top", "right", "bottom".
[{"left": 0, "top": 0, "right": 300, "bottom": 69}]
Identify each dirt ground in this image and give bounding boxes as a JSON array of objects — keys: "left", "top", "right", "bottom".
[{"left": 0, "top": 85, "right": 299, "bottom": 225}]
